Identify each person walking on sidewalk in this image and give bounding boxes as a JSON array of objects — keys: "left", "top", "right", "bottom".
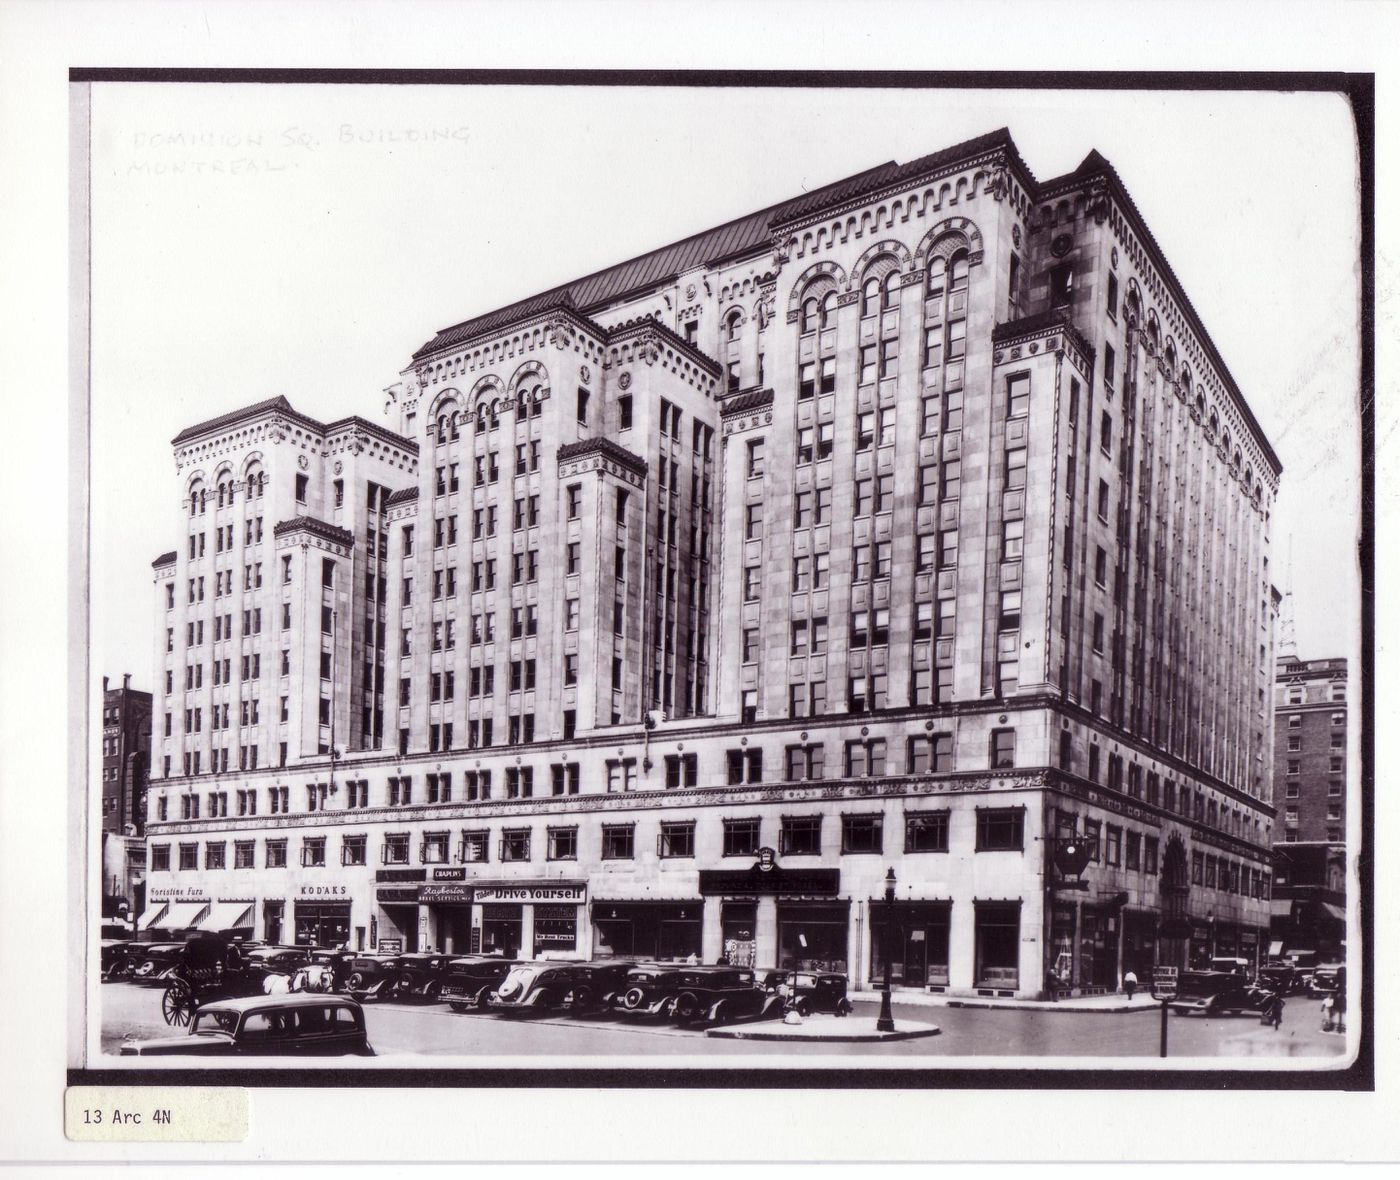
[{"left": 1122, "top": 969, "right": 1138, "bottom": 1000}]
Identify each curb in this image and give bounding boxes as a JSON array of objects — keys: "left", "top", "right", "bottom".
[
  {"left": 707, "top": 1022, "right": 942, "bottom": 1043},
  {"left": 941, "top": 1000, "right": 1157, "bottom": 1014}
]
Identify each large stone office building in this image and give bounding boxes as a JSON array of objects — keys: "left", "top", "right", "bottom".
[{"left": 138, "top": 128, "right": 1279, "bottom": 996}]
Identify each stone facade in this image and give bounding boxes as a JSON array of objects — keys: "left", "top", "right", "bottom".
[{"left": 140, "top": 129, "right": 1279, "bottom": 996}]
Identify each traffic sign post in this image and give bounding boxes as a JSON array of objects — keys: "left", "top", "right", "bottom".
[{"left": 1151, "top": 967, "right": 1179, "bottom": 1058}]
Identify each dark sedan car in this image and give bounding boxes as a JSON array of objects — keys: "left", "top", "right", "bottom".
[
  {"left": 441, "top": 956, "right": 520, "bottom": 1013},
  {"left": 119, "top": 994, "right": 375, "bottom": 1056},
  {"left": 129, "top": 943, "right": 185, "bottom": 984},
  {"left": 1168, "top": 971, "right": 1280, "bottom": 1017},
  {"left": 391, "top": 953, "right": 455, "bottom": 1002},
  {"left": 612, "top": 964, "right": 688, "bottom": 1018},
  {"left": 487, "top": 962, "right": 579, "bottom": 1013},
  {"left": 668, "top": 966, "right": 778, "bottom": 1026},
  {"left": 101, "top": 940, "right": 138, "bottom": 981},
  {"left": 241, "top": 945, "right": 312, "bottom": 982},
  {"left": 344, "top": 952, "right": 402, "bottom": 1001},
  {"left": 563, "top": 960, "right": 641, "bottom": 1015}
]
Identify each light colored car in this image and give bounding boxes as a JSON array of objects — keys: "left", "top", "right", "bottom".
[{"left": 119, "top": 993, "right": 375, "bottom": 1056}]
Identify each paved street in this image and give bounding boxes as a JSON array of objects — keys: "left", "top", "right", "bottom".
[{"left": 99, "top": 981, "right": 1348, "bottom": 1061}]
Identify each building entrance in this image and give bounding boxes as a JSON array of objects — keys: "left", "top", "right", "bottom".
[
  {"left": 974, "top": 901, "right": 1021, "bottom": 990},
  {"left": 721, "top": 901, "right": 757, "bottom": 967},
  {"left": 294, "top": 902, "right": 350, "bottom": 947},
  {"left": 869, "top": 901, "right": 950, "bottom": 987},
  {"left": 480, "top": 904, "right": 523, "bottom": 958}
]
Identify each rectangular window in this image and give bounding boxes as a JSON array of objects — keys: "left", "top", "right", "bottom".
[
  {"left": 301, "top": 837, "right": 327, "bottom": 868},
  {"left": 1006, "top": 373, "right": 1030, "bottom": 418},
  {"left": 658, "top": 821, "right": 696, "bottom": 859},
  {"left": 1105, "top": 826, "right": 1122, "bottom": 867},
  {"left": 990, "top": 728, "right": 1015, "bottom": 769},
  {"left": 779, "top": 815, "right": 822, "bottom": 856},
  {"left": 500, "top": 828, "right": 531, "bottom": 862},
  {"left": 905, "top": 811, "right": 950, "bottom": 853},
  {"left": 841, "top": 814, "right": 883, "bottom": 854},
  {"left": 723, "top": 818, "right": 761, "bottom": 857},
  {"left": 976, "top": 807, "right": 1025, "bottom": 851},
  {"left": 601, "top": 824, "right": 635, "bottom": 860},
  {"left": 547, "top": 827, "right": 578, "bottom": 861}
]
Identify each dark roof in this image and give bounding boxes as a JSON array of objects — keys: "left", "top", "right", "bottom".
[
  {"left": 719, "top": 388, "right": 774, "bottom": 417},
  {"left": 151, "top": 550, "right": 177, "bottom": 568},
  {"left": 172, "top": 398, "right": 416, "bottom": 454},
  {"left": 413, "top": 129, "right": 1027, "bottom": 362},
  {"left": 556, "top": 438, "right": 648, "bottom": 476},
  {"left": 272, "top": 516, "right": 356, "bottom": 548},
  {"left": 1040, "top": 150, "right": 1280, "bottom": 475},
  {"left": 384, "top": 486, "right": 419, "bottom": 508},
  {"left": 606, "top": 316, "right": 722, "bottom": 376}
]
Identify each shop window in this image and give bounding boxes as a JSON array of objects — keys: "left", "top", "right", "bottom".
[
  {"left": 723, "top": 818, "right": 761, "bottom": 857},
  {"left": 500, "top": 829, "right": 531, "bottom": 862},
  {"left": 658, "top": 821, "right": 696, "bottom": 859},
  {"left": 382, "top": 834, "right": 410, "bottom": 865},
  {"left": 975, "top": 807, "right": 1024, "bottom": 852},
  {"left": 601, "top": 824, "right": 635, "bottom": 860},
  {"left": 974, "top": 902, "right": 1021, "bottom": 989},
  {"left": 459, "top": 830, "right": 489, "bottom": 863},
  {"left": 547, "top": 827, "right": 578, "bottom": 861},
  {"left": 904, "top": 810, "right": 950, "bottom": 853},
  {"left": 779, "top": 815, "right": 822, "bottom": 856},
  {"left": 841, "top": 814, "right": 883, "bottom": 854}
]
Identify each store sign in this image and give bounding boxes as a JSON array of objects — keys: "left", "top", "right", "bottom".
[
  {"left": 376, "top": 868, "right": 427, "bottom": 883},
  {"left": 698, "top": 867, "right": 840, "bottom": 896},
  {"left": 298, "top": 884, "right": 348, "bottom": 896},
  {"left": 1151, "top": 966, "right": 1179, "bottom": 1001},
  {"left": 150, "top": 885, "right": 207, "bottom": 901},
  {"left": 376, "top": 887, "right": 419, "bottom": 903},
  {"left": 419, "top": 883, "right": 472, "bottom": 904},
  {"left": 378, "top": 937, "right": 403, "bottom": 953},
  {"left": 432, "top": 868, "right": 466, "bottom": 881},
  {"left": 472, "top": 882, "right": 586, "bottom": 903}
]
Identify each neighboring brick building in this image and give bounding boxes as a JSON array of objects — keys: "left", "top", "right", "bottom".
[
  {"left": 1269, "top": 655, "right": 1348, "bottom": 959},
  {"left": 140, "top": 128, "right": 1280, "bottom": 995},
  {"left": 100, "top": 674, "right": 152, "bottom": 835}
]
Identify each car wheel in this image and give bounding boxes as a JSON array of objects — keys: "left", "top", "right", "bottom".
[
  {"left": 346, "top": 972, "right": 366, "bottom": 994},
  {"left": 795, "top": 998, "right": 812, "bottom": 1017},
  {"left": 424, "top": 981, "right": 442, "bottom": 1003},
  {"left": 673, "top": 991, "right": 700, "bottom": 1022},
  {"left": 836, "top": 999, "right": 852, "bottom": 1017},
  {"left": 449, "top": 1002, "right": 467, "bottom": 1014},
  {"left": 621, "top": 987, "right": 645, "bottom": 1011}
]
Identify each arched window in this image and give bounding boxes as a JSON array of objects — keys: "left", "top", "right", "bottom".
[
  {"left": 927, "top": 256, "right": 947, "bottom": 297},
  {"left": 861, "top": 275, "right": 882, "bottom": 317},
  {"left": 1147, "top": 311, "right": 1160, "bottom": 350},
  {"left": 476, "top": 404, "right": 488, "bottom": 431},
  {"left": 1181, "top": 365, "right": 1192, "bottom": 390},
  {"left": 820, "top": 290, "right": 837, "bottom": 327},
  {"left": 188, "top": 479, "right": 204, "bottom": 518},
  {"left": 801, "top": 296, "right": 820, "bottom": 335},
  {"left": 949, "top": 251, "right": 970, "bottom": 292},
  {"left": 1195, "top": 390, "right": 1206, "bottom": 417},
  {"left": 1233, "top": 449, "right": 1242, "bottom": 470},
  {"left": 1165, "top": 340, "right": 1177, "bottom": 372},
  {"left": 245, "top": 464, "right": 265, "bottom": 500},
  {"left": 1208, "top": 410, "right": 1219, "bottom": 436},
  {"left": 725, "top": 310, "right": 743, "bottom": 342},
  {"left": 882, "top": 269, "right": 900, "bottom": 310}
]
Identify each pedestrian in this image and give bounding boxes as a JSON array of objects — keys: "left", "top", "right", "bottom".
[
  {"left": 1123, "top": 969, "right": 1138, "bottom": 1000},
  {"left": 1333, "top": 970, "right": 1347, "bottom": 1034},
  {"left": 1320, "top": 994, "right": 1335, "bottom": 1032}
]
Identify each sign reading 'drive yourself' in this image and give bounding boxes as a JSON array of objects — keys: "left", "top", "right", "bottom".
[{"left": 470, "top": 883, "right": 586, "bottom": 903}]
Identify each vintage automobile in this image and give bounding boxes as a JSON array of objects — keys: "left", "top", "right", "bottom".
[
  {"left": 612, "top": 964, "right": 689, "bottom": 1018},
  {"left": 764, "top": 969, "right": 855, "bottom": 1017},
  {"left": 101, "top": 940, "right": 138, "bottom": 981},
  {"left": 441, "top": 956, "right": 520, "bottom": 1013},
  {"left": 344, "top": 952, "right": 403, "bottom": 1001},
  {"left": 130, "top": 942, "right": 185, "bottom": 984},
  {"left": 1168, "top": 971, "right": 1281, "bottom": 1018},
  {"left": 390, "top": 952, "right": 455, "bottom": 1002},
  {"left": 487, "top": 962, "right": 580, "bottom": 1013},
  {"left": 562, "top": 960, "right": 643, "bottom": 1015},
  {"left": 1257, "top": 965, "right": 1301, "bottom": 997},
  {"left": 120, "top": 994, "right": 375, "bottom": 1057},
  {"left": 300, "top": 947, "right": 354, "bottom": 993},
  {"left": 240, "top": 945, "right": 312, "bottom": 983},
  {"left": 668, "top": 966, "right": 778, "bottom": 1026},
  {"left": 1310, "top": 964, "right": 1345, "bottom": 997}
]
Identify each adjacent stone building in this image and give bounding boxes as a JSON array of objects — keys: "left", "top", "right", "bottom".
[{"left": 139, "top": 128, "right": 1280, "bottom": 996}]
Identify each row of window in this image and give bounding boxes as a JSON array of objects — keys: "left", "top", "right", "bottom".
[{"left": 150, "top": 805, "right": 1030, "bottom": 872}]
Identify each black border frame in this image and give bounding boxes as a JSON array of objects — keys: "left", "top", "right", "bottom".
[{"left": 69, "top": 67, "right": 1375, "bottom": 1094}]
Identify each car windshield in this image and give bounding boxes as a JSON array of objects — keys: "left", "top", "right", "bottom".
[{"left": 191, "top": 1011, "right": 238, "bottom": 1036}]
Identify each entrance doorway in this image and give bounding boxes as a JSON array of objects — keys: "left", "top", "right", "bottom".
[
  {"left": 294, "top": 903, "right": 350, "bottom": 947},
  {"left": 721, "top": 901, "right": 757, "bottom": 967},
  {"left": 869, "top": 901, "right": 951, "bottom": 987},
  {"left": 973, "top": 901, "right": 1021, "bottom": 990},
  {"left": 480, "top": 904, "right": 522, "bottom": 958}
]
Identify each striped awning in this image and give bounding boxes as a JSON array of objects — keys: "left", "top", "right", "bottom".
[
  {"left": 150, "top": 900, "right": 210, "bottom": 930},
  {"left": 197, "top": 901, "right": 254, "bottom": 932},
  {"left": 136, "top": 902, "right": 168, "bottom": 931}
]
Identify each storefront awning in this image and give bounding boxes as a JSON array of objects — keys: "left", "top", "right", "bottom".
[
  {"left": 151, "top": 900, "right": 210, "bottom": 931},
  {"left": 591, "top": 879, "right": 701, "bottom": 902},
  {"left": 1269, "top": 899, "right": 1294, "bottom": 917},
  {"left": 198, "top": 901, "right": 253, "bottom": 932},
  {"left": 1319, "top": 902, "right": 1347, "bottom": 924},
  {"left": 1268, "top": 940, "right": 1285, "bottom": 957},
  {"left": 136, "top": 902, "right": 168, "bottom": 931}
]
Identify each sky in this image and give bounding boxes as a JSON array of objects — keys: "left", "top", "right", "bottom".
[{"left": 86, "top": 82, "right": 1363, "bottom": 694}]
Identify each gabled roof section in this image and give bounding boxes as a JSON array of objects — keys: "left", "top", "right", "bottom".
[
  {"left": 323, "top": 415, "right": 419, "bottom": 455},
  {"left": 272, "top": 517, "right": 355, "bottom": 548},
  {"left": 413, "top": 130, "right": 1024, "bottom": 364},
  {"left": 172, "top": 395, "right": 318, "bottom": 447},
  {"left": 151, "top": 551, "right": 177, "bottom": 568},
  {"left": 605, "top": 315, "right": 722, "bottom": 376},
  {"left": 384, "top": 486, "right": 419, "bottom": 508}
]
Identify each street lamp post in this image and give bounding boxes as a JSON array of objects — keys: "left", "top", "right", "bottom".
[{"left": 876, "top": 867, "right": 896, "bottom": 1033}]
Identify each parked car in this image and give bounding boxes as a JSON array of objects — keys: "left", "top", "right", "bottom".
[
  {"left": 1257, "top": 965, "right": 1300, "bottom": 996},
  {"left": 241, "top": 946, "right": 312, "bottom": 983},
  {"left": 344, "top": 952, "right": 402, "bottom": 1001},
  {"left": 613, "top": 964, "right": 689, "bottom": 1018},
  {"left": 488, "top": 962, "right": 580, "bottom": 1013},
  {"left": 668, "top": 966, "right": 777, "bottom": 1026},
  {"left": 1310, "top": 964, "right": 1345, "bottom": 997},
  {"left": 1168, "top": 971, "right": 1281, "bottom": 1017},
  {"left": 130, "top": 943, "right": 185, "bottom": 984},
  {"left": 764, "top": 969, "right": 854, "bottom": 1017},
  {"left": 101, "top": 940, "right": 138, "bottom": 981},
  {"left": 120, "top": 994, "right": 375, "bottom": 1057},
  {"left": 563, "top": 960, "right": 642, "bottom": 1015},
  {"left": 441, "top": 956, "right": 520, "bottom": 1013},
  {"left": 391, "top": 953, "right": 455, "bottom": 1002},
  {"left": 1209, "top": 957, "right": 1252, "bottom": 977}
]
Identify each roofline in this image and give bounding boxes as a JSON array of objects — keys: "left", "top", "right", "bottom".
[
  {"left": 1040, "top": 158, "right": 1282, "bottom": 475},
  {"left": 323, "top": 415, "right": 419, "bottom": 455}
]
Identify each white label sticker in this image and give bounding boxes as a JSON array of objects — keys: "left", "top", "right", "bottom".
[{"left": 65, "top": 1087, "right": 249, "bottom": 1142}]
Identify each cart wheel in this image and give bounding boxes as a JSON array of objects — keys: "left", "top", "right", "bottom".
[{"left": 162, "top": 980, "right": 194, "bottom": 1027}]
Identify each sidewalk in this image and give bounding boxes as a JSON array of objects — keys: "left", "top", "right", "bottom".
[{"left": 848, "top": 988, "right": 1160, "bottom": 1014}]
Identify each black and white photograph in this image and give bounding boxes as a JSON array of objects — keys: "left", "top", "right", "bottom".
[
  {"left": 77, "top": 75, "right": 1367, "bottom": 1074},
  {"left": 0, "top": 0, "right": 1391, "bottom": 1165}
]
